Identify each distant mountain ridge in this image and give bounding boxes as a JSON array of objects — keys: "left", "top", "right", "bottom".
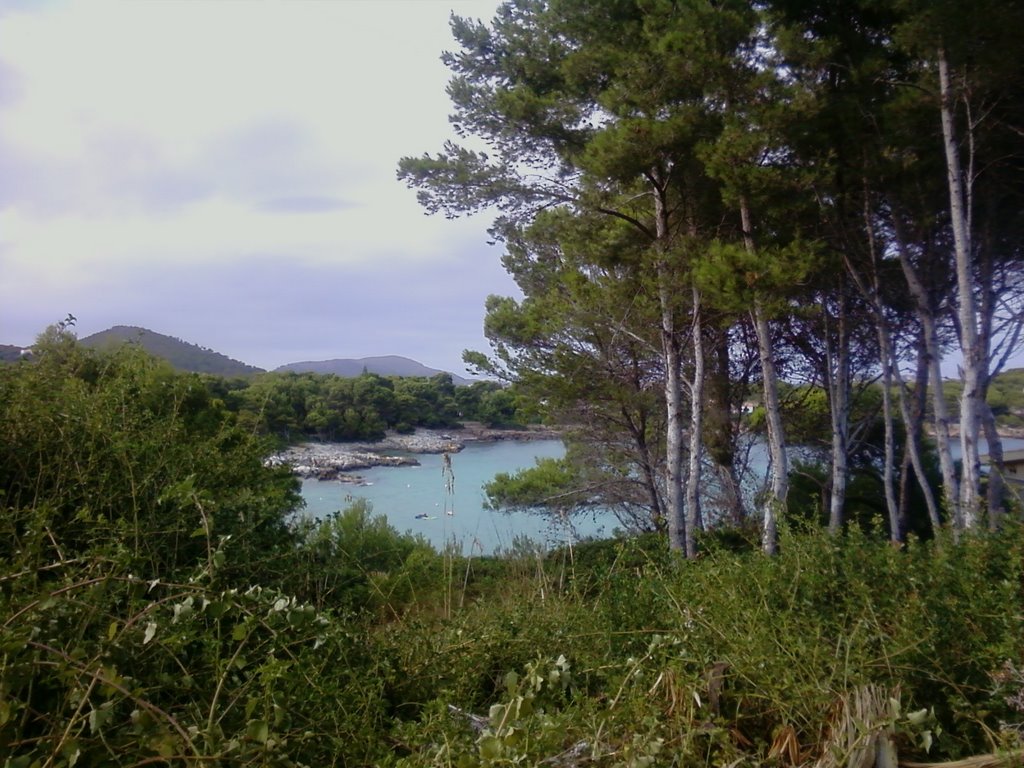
[
  {"left": 275, "top": 355, "right": 471, "bottom": 385},
  {"left": 79, "top": 326, "right": 264, "bottom": 376},
  {"left": 4, "top": 325, "right": 471, "bottom": 382},
  {"left": 66, "top": 326, "right": 471, "bottom": 383}
]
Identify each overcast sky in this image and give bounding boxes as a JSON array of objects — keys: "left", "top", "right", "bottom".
[
  {"left": 0, "top": 0, "right": 510, "bottom": 374},
  {"left": 3, "top": 1, "right": 1020, "bottom": 381}
]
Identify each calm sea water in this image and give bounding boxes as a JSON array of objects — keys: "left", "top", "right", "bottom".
[
  {"left": 956, "top": 436, "right": 1024, "bottom": 457},
  {"left": 298, "top": 439, "right": 615, "bottom": 554},
  {"left": 297, "top": 435, "right": 1024, "bottom": 554}
]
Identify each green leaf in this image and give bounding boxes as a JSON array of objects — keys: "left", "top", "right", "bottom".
[
  {"left": 246, "top": 719, "right": 269, "bottom": 744},
  {"left": 88, "top": 704, "right": 113, "bottom": 734},
  {"left": 478, "top": 735, "right": 503, "bottom": 761},
  {"left": 152, "top": 732, "right": 177, "bottom": 757},
  {"left": 64, "top": 740, "right": 81, "bottom": 766},
  {"left": 143, "top": 621, "right": 157, "bottom": 645}
]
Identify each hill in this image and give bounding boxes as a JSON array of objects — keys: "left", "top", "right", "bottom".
[
  {"left": 0, "top": 344, "right": 27, "bottom": 363},
  {"left": 275, "top": 355, "right": 471, "bottom": 385},
  {"left": 79, "top": 326, "right": 264, "bottom": 376},
  {"left": 941, "top": 367, "right": 1024, "bottom": 432}
]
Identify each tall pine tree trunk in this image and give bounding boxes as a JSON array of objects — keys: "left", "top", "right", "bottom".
[
  {"left": 826, "top": 287, "right": 851, "bottom": 534},
  {"left": 876, "top": 321, "right": 902, "bottom": 542},
  {"left": 740, "top": 195, "right": 787, "bottom": 555},
  {"left": 653, "top": 173, "right": 686, "bottom": 552},
  {"left": 861, "top": 189, "right": 901, "bottom": 541},
  {"left": 938, "top": 47, "right": 982, "bottom": 529},
  {"left": 662, "top": 283, "right": 686, "bottom": 552},
  {"left": 977, "top": 228, "right": 1007, "bottom": 527},
  {"left": 684, "top": 286, "right": 705, "bottom": 558}
]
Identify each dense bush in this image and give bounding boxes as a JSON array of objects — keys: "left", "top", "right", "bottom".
[
  {"left": 282, "top": 500, "right": 441, "bottom": 617},
  {"left": 0, "top": 327, "right": 301, "bottom": 584},
  {"left": 3, "top": 329, "right": 1023, "bottom": 766},
  {"left": 0, "top": 330, "right": 395, "bottom": 765}
]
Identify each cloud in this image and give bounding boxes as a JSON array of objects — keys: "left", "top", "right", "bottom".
[
  {"left": 3, "top": 242, "right": 517, "bottom": 373},
  {"left": 258, "top": 196, "right": 356, "bottom": 214},
  {"left": 0, "top": 0, "right": 511, "bottom": 369},
  {"left": 0, "top": 59, "right": 21, "bottom": 107}
]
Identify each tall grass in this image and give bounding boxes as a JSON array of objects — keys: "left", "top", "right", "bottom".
[{"left": 376, "top": 526, "right": 1024, "bottom": 766}]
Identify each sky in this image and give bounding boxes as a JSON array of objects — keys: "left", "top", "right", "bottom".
[
  {"left": 2, "top": 1, "right": 1020, "bottom": 382},
  {"left": 0, "top": 0, "right": 511, "bottom": 375}
]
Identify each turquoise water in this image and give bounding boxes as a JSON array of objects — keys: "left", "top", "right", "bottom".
[
  {"left": 297, "top": 435, "right": 1024, "bottom": 554},
  {"left": 298, "top": 439, "right": 615, "bottom": 554}
]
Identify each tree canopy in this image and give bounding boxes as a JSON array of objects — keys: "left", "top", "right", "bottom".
[{"left": 401, "top": 0, "right": 1024, "bottom": 553}]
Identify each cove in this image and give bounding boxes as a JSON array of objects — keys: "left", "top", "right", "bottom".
[
  {"left": 298, "top": 439, "right": 615, "bottom": 554},
  {"left": 297, "top": 435, "right": 1024, "bottom": 554}
]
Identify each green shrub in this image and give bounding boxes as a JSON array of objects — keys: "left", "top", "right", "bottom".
[{"left": 282, "top": 500, "right": 440, "bottom": 616}]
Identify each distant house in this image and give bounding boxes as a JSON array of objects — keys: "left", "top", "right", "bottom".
[{"left": 985, "top": 449, "right": 1024, "bottom": 487}]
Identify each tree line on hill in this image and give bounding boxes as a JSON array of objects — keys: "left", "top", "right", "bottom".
[
  {"left": 80, "top": 325, "right": 263, "bottom": 376},
  {"left": 401, "top": 0, "right": 1024, "bottom": 556},
  {"left": 208, "top": 368, "right": 532, "bottom": 443}
]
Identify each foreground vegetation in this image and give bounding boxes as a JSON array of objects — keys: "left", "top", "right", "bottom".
[{"left": 1, "top": 332, "right": 1023, "bottom": 767}]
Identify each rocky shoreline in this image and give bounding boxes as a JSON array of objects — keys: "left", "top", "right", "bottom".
[{"left": 267, "top": 423, "right": 561, "bottom": 483}]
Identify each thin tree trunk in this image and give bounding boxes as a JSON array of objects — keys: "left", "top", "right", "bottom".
[
  {"left": 715, "top": 463, "right": 745, "bottom": 528},
  {"left": 861, "top": 189, "right": 901, "bottom": 540},
  {"left": 976, "top": 227, "right": 1006, "bottom": 526},
  {"left": 705, "top": 326, "right": 746, "bottom": 526},
  {"left": 740, "top": 195, "right": 787, "bottom": 555},
  {"left": 877, "top": 327, "right": 901, "bottom": 542},
  {"left": 652, "top": 172, "right": 686, "bottom": 552},
  {"left": 623, "top": 406, "right": 665, "bottom": 529},
  {"left": 938, "top": 46, "right": 982, "bottom": 529},
  {"left": 869, "top": 302, "right": 902, "bottom": 541},
  {"left": 684, "top": 286, "right": 705, "bottom": 558},
  {"left": 892, "top": 217, "right": 960, "bottom": 526},
  {"left": 981, "top": 403, "right": 1006, "bottom": 530},
  {"left": 826, "top": 287, "right": 851, "bottom": 534},
  {"left": 891, "top": 334, "right": 943, "bottom": 533},
  {"left": 660, "top": 272, "right": 686, "bottom": 552},
  {"left": 843, "top": 185, "right": 902, "bottom": 540}
]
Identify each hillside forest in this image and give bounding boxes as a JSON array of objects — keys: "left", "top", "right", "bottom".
[{"left": 3, "top": 0, "right": 1024, "bottom": 765}]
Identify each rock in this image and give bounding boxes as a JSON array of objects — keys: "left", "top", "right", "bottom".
[
  {"left": 267, "top": 425, "right": 562, "bottom": 481},
  {"left": 266, "top": 443, "right": 420, "bottom": 481}
]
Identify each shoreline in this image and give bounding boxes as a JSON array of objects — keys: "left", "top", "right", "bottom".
[
  {"left": 927, "top": 427, "right": 1024, "bottom": 440},
  {"left": 267, "top": 423, "right": 562, "bottom": 483}
]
